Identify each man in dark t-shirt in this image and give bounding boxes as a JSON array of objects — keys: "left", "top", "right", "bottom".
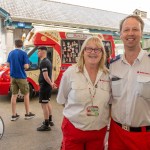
[
  {"left": 39, "top": 58, "right": 52, "bottom": 86},
  {"left": 37, "top": 46, "right": 57, "bottom": 131}
]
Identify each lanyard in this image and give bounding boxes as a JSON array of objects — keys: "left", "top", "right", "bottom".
[
  {"left": 88, "top": 85, "right": 97, "bottom": 106},
  {"left": 82, "top": 73, "right": 98, "bottom": 106},
  {"left": 82, "top": 67, "right": 103, "bottom": 106}
]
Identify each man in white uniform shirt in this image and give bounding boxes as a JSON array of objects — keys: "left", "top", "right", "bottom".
[{"left": 108, "top": 15, "right": 150, "bottom": 150}]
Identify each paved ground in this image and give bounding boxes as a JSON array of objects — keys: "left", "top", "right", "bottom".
[{"left": 0, "top": 92, "right": 63, "bottom": 150}]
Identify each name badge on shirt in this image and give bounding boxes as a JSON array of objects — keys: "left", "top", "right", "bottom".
[{"left": 86, "top": 106, "right": 99, "bottom": 116}]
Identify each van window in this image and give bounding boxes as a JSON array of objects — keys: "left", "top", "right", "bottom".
[
  {"left": 61, "top": 40, "right": 84, "bottom": 64},
  {"left": 28, "top": 48, "right": 39, "bottom": 70},
  {"left": 47, "top": 47, "right": 53, "bottom": 63}
]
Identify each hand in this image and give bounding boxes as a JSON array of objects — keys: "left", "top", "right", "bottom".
[{"left": 51, "top": 82, "right": 57, "bottom": 89}]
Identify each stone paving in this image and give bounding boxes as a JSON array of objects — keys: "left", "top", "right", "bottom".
[{"left": 0, "top": 93, "right": 63, "bottom": 150}]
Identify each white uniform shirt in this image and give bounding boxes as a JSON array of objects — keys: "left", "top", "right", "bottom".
[
  {"left": 110, "top": 50, "right": 150, "bottom": 127},
  {"left": 57, "top": 65, "right": 111, "bottom": 131}
]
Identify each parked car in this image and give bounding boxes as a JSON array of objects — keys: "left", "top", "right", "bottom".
[{"left": 0, "top": 62, "right": 38, "bottom": 102}]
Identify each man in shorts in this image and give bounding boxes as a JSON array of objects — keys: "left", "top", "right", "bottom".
[
  {"left": 37, "top": 46, "right": 57, "bottom": 131},
  {"left": 7, "top": 39, "right": 35, "bottom": 121}
]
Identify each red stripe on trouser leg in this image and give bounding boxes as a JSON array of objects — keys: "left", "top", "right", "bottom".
[
  {"left": 108, "top": 119, "right": 150, "bottom": 150},
  {"left": 61, "top": 117, "right": 107, "bottom": 150}
]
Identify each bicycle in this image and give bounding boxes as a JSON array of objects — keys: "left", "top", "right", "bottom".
[{"left": 0, "top": 116, "right": 4, "bottom": 139}]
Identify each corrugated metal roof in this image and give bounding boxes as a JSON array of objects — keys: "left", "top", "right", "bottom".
[{"left": 0, "top": 0, "right": 150, "bottom": 34}]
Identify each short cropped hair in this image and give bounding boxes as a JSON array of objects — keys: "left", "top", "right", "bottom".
[
  {"left": 38, "top": 46, "right": 47, "bottom": 51},
  {"left": 15, "top": 40, "right": 23, "bottom": 48},
  {"left": 120, "top": 15, "right": 144, "bottom": 32}
]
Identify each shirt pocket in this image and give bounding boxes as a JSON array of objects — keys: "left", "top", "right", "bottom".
[
  {"left": 137, "top": 75, "right": 150, "bottom": 99},
  {"left": 70, "top": 82, "right": 89, "bottom": 102},
  {"left": 111, "top": 78, "right": 122, "bottom": 97},
  {"left": 99, "top": 80, "right": 110, "bottom": 91}
]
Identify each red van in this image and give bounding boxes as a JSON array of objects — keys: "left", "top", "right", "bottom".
[{"left": 0, "top": 29, "right": 115, "bottom": 101}]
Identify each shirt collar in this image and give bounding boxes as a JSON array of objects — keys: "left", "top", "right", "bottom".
[
  {"left": 121, "top": 49, "right": 146, "bottom": 63},
  {"left": 137, "top": 49, "right": 146, "bottom": 62},
  {"left": 83, "top": 65, "right": 103, "bottom": 85},
  {"left": 75, "top": 65, "right": 80, "bottom": 72}
]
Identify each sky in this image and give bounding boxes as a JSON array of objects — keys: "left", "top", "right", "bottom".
[{"left": 52, "top": 0, "right": 150, "bottom": 18}]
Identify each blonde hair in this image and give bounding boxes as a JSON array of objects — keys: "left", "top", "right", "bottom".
[{"left": 76, "top": 36, "right": 108, "bottom": 73}]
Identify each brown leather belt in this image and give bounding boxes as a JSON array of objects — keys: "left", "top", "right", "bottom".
[{"left": 115, "top": 121, "right": 150, "bottom": 132}]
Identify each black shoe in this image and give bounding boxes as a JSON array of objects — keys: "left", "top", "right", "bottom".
[
  {"left": 42, "top": 121, "right": 54, "bottom": 126},
  {"left": 49, "top": 121, "right": 54, "bottom": 126},
  {"left": 11, "top": 114, "right": 20, "bottom": 121},
  {"left": 37, "top": 124, "right": 51, "bottom": 131},
  {"left": 25, "top": 112, "right": 35, "bottom": 120}
]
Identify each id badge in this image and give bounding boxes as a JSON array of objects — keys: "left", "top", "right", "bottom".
[{"left": 86, "top": 106, "right": 99, "bottom": 116}]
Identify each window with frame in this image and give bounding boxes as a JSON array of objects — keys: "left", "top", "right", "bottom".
[
  {"left": 61, "top": 40, "right": 84, "bottom": 64},
  {"left": 26, "top": 47, "right": 39, "bottom": 70}
]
